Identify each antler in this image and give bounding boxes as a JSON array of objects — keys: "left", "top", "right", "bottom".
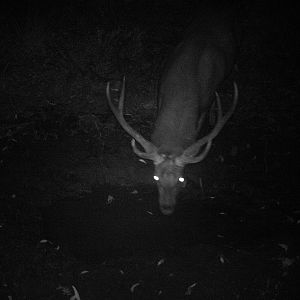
[
  {"left": 176, "top": 82, "right": 238, "bottom": 165},
  {"left": 106, "top": 77, "right": 159, "bottom": 160}
]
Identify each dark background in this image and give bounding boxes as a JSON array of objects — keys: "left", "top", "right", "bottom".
[{"left": 0, "top": 0, "right": 298, "bottom": 299}]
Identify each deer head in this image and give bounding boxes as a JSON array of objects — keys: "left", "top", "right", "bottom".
[{"left": 106, "top": 77, "right": 238, "bottom": 215}]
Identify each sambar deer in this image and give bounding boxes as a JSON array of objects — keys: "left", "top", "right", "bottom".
[{"left": 106, "top": 3, "right": 238, "bottom": 215}]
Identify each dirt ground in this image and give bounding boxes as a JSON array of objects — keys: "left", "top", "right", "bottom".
[{"left": 0, "top": 1, "right": 299, "bottom": 299}]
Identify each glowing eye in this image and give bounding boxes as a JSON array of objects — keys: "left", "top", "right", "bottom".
[
  {"left": 179, "top": 177, "right": 184, "bottom": 182},
  {"left": 153, "top": 175, "right": 159, "bottom": 181}
]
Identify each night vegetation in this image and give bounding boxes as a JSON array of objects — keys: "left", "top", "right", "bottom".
[{"left": 0, "top": 1, "right": 298, "bottom": 299}]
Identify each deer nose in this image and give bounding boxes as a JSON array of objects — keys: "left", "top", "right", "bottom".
[{"left": 160, "top": 205, "right": 174, "bottom": 215}]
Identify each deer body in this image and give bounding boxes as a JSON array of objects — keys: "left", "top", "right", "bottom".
[{"left": 106, "top": 3, "right": 238, "bottom": 215}]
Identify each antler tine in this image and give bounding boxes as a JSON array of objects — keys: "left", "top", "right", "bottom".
[
  {"left": 176, "top": 140, "right": 212, "bottom": 166},
  {"left": 118, "top": 76, "right": 125, "bottom": 111},
  {"left": 106, "top": 77, "right": 158, "bottom": 158},
  {"left": 197, "top": 112, "right": 206, "bottom": 133},
  {"left": 178, "top": 82, "right": 238, "bottom": 163},
  {"left": 216, "top": 91, "right": 223, "bottom": 121}
]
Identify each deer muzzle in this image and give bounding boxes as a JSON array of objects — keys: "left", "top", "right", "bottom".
[{"left": 158, "top": 186, "right": 178, "bottom": 215}]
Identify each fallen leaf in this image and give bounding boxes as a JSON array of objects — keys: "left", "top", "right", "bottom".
[
  {"left": 80, "top": 270, "right": 89, "bottom": 275},
  {"left": 185, "top": 282, "right": 197, "bottom": 295},
  {"left": 107, "top": 195, "right": 114, "bottom": 204},
  {"left": 157, "top": 258, "right": 165, "bottom": 266},
  {"left": 130, "top": 282, "right": 141, "bottom": 293},
  {"left": 278, "top": 243, "right": 288, "bottom": 253},
  {"left": 131, "top": 190, "right": 138, "bottom": 194}
]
